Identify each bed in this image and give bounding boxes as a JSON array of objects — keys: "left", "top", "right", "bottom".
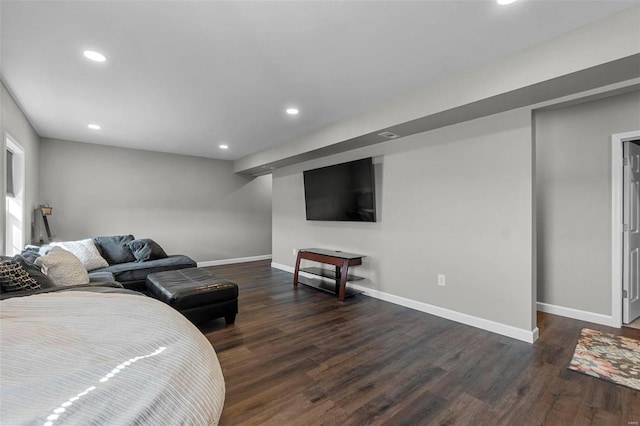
[{"left": 0, "top": 289, "right": 225, "bottom": 425}]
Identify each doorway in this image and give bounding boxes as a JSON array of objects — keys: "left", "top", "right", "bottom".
[
  {"left": 611, "top": 130, "right": 640, "bottom": 328},
  {"left": 4, "top": 135, "right": 25, "bottom": 256},
  {"left": 623, "top": 139, "right": 640, "bottom": 326}
]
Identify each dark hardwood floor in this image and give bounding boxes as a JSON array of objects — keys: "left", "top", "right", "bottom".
[{"left": 200, "top": 260, "right": 640, "bottom": 425}]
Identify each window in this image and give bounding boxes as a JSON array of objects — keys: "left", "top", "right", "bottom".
[{"left": 6, "top": 149, "right": 15, "bottom": 197}]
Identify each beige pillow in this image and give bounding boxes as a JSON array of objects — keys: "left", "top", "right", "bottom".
[
  {"left": 51, "top": 239, "right": 109, "bottom": 271},
  {"left": 35, "top": 247, "right": 90, "bottom": 286}
]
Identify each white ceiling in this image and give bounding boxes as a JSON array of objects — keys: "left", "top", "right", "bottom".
[{"left": 1, "top": 0, "right": 638, "bottom": 161}]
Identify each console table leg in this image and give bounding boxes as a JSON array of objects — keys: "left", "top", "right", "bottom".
[
  {"left": 293, "top": 251, "right": 303, "bottom": 288},
  {"left": 338, "top": 259, "right": 349, "bottom": 302}
]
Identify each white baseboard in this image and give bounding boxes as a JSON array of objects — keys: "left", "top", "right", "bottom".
[
  {"left": 198, "top": 254, "right": 272, "bottom": 267},
  {"left": 272, "top": 262, "right": 539, "bottom": 343},
  {"left": 536, "top": 302, "right": 617, "bottom": 327}
]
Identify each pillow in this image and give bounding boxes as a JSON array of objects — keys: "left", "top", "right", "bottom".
[
  {"left": 11, "top": 254, "right": 55, "bottom": 289},
  {"left": 51, "top": 239, "right": 109, "bottom": 271},
  {"left": 35, "top": 247, "right": 90, "bottom": 286},
  {"left": 0, "top": 259, "right": 42, "bottom": 293},
  {"left": 93, "top": 235, "right": 136, "bottom": 264},
  {"left": 127, "top": 238, "right": 168, "bottom": 262}
]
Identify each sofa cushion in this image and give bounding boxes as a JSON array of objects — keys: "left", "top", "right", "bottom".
[
  {"left": 0, "top": 259, "right": 42, "bottom": 293},
  {"left": 127, "top": 238, "right": 168, "bottom": 262},
  {"left": 92, "top": 255, "right": 196, "bottom": 284},
  {"left": 87, "top": 271, "right": 117, "bottom": 283},
  {"left": 35, "top": 247, "right": 90, "bottom": 286},
  {"left": 93, "top": 235, "right": 136, "bottom": 264},
  {"left": 51, "top": 239, "right": 109, "bottom": 271}
]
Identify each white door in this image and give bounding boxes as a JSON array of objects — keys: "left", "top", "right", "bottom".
[{"left": 623, "top": 140, "right": 640, "bottom": 324}]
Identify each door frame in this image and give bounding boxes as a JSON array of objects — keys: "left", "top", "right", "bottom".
[
  {"left": 4, "top": 132, "right": 27, "bottom": 256},
  {"left": 611, "top": 130, "right": 640, "bottom": 327}
]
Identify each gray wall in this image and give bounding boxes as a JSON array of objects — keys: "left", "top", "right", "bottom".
[
  {"left": 535, "top": 90, "right": 640, "bottom": 315},
  {"left": 273, "top": 109, "right": 535, "bottom": 332},
  {"left": 39, "top": 138, "right": 272, "bottom": 262},
  {"left": 1, "top": 80, "right": 41, "bottom": 254}
]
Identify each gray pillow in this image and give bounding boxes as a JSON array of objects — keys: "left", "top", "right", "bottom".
[
  {"left": 126, "top": 238, "right": 168, "bottom": 262},
  {"left": 93, "top": 235, "right": 136, "bottom": 264}
]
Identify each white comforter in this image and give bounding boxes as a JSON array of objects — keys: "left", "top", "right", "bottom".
[{"left": 0, "top": 291, "right": 225, "bottom": 425}]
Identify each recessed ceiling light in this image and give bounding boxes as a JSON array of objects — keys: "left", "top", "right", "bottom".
[
  {"left": 286, "top": 108, "right": 299, "bottom": 115},
  {"left": 497, "top": 0, "right": 519, "bottom": 4},
  {"left": 87, "top": 124, "right": 101, "bottom": 130},
  {"left": 219, "top": 144, "right": 229, "bottom": 150},
  {"left": 83, "top": 50, "right": 106, "bottom": 62}
]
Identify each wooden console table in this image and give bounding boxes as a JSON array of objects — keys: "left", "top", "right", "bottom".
[{"left": 293, "top": 248, "right": 365, "bottom": 302}]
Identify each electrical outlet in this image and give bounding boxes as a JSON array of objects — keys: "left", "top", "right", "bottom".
[
  {"left": 437, "top": 274, "right": 446, "bottom": 287},
  {"left": 293, "top": 248, "right": 298, "bottom": 256}
]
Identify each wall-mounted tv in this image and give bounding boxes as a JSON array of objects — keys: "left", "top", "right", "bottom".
[{"left": 303, "top": 157, "right": 376, "bottom": 222}]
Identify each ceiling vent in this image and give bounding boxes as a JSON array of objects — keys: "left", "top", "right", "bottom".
[{"left": 378, "top": 131, "right": 400, "bottom": 139}]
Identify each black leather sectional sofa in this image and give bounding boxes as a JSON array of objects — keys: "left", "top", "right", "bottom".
[
  {"left": 88, "top": 235, "right": 197, "bottom": 292},
  {"left": 12, "top": 235, "right": 197, "bottom": 293}
]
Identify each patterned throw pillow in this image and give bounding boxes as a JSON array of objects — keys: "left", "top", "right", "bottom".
[
  {"left": 11, "top": 254, "right": 55, "bottom": 289},
  {"left": 0, "top": 259, "right": 42, "bottom": 293}
]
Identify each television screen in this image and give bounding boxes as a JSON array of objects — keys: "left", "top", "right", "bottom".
[{"left": 303, "top": 157, "right": 376, "bottom": 222}]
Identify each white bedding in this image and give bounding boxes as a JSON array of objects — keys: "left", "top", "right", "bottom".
[{"left": 0, "top": 291, "right": 225, "bottom": 425}]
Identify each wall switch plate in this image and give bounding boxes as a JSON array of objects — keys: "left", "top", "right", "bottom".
[{"left": 437, "top": 274, "right": 446, "bottom": 287}]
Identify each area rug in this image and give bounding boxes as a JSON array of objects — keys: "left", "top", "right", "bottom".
[{"left": 568, "top": 328, "right": 640, "bottom": 391}]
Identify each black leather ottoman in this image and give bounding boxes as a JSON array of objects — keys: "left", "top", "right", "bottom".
[{"left": 146, "top": 268, "right": 238, "bottom": 325}]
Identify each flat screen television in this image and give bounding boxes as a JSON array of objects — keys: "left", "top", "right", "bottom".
[{"left": 303, "top": 157, "right": 376, "bottom": 222}]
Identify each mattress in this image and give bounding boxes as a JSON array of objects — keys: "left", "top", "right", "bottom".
[{"left": 0, "top": 290, "right": 225, "bottom": 425}]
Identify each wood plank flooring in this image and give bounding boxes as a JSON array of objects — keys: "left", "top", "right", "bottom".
[{"left": 200, "top": 260, "right": 640, "bottom": 425}]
